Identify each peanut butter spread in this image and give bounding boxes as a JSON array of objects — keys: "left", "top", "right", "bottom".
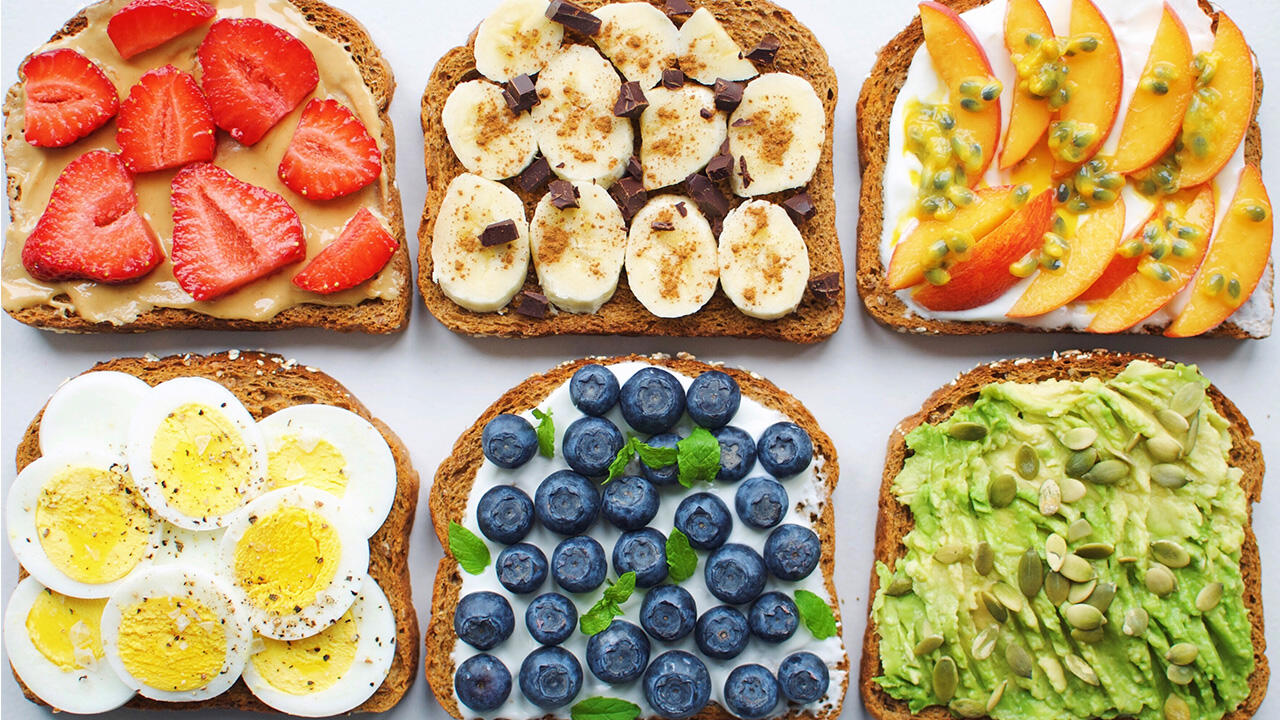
[{"left": 2, "top": 0, "right": 401, "bottom": 325}]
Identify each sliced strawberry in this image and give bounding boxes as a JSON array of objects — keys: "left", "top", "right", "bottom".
[
  {"left": 292, "top": 208, "right": 398, "bottom": 294},
  {"left": 170, "top": 163, "right": 306, "bottom": 301},
  {"left": 107, "top": 0, "right": 215, "bottom": 60},
  {"left": 21, "top": 49, "right": 119, "bottom": 148},
  {"left": 22, "top": 150, "right": 162, "bottom": 283},
  {"left": 117, "top": 65, "right": 216, "bottom": 173},
  {"left": 278, "top": 99, "right": 382, "bottom": 200},
  {"left": 198, "top": 18, "right": 319, "bottom": 146}
]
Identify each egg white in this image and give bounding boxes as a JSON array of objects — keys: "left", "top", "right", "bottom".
[
  {"left": 39, "top": 371, "right": 151, "bottom": 458},
  {"left": 149, "top": 522, "right": 226, "bottom": 574}
]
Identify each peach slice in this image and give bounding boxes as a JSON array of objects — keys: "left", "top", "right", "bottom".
[
  {"left": 1111, "top": 4, "right": 1195, "bottom": 174},
  {"left": 1007, "top": 199, "right": 1126, "bottom": 317},
  {"left": 1175, "top": 12, "right": 1255, "bottom": 188},
  {"left": 1009, "top": 136, "right": 1057, "bottom": 195},
  {"left": 1050, "top": 0, "right": 1121, "bottom": 176},
  {"left": 999, "top": 0, "right": 1055, "bottom": 169},
  {"left": 912, "top": 188, "right": 1055, "bottom": 311},
  {"left": 1167, "top": 164, "right": 1273, "bottom": 336},
  {"left": 1076, "top": 203, "right": 1161, "bottom": 302},
  {"left": 920, "top": 1, "right": 1002, "bottom": 182},
  {"left": 886, "top": 185, "right": 1023, "bottom": 290}
]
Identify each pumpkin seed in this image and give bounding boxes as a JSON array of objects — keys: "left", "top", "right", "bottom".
[
  {"left": 1066, "top": 449, "right": 1099, "bottom": 478},
  {"left": 933, "top": 657, "right": 958, "bottom": 702},
  {"left": 1152, "top": 464, "right": 1189, "bottom": 489},
  {"left": 1039, "top": 655, "right": 1067, "bottom": 693},
  {"left": 1123, "top": 608, "right": 1150, "bottom": 636},
  {"left": 1166, "top": 663, "right": 1195, "bottom": 686},
  {"left": 1068, "top": 518, "right": 1093, "bottom": 542},
  {"left": 935, "top": 543, "right": 968, "bottom": 564},
  {"left": 1182, "top": 410, "right": 1201, "bottom": 458},
  {"left": 1019, "top": 548, "right": 1044, "bottom": 597},
  {"left": 1086, "top": 582, "right": 1117, "bottom": 613},
  {"left": 1039, "top": 479, "right": 1062, "bottom": 516},
  {"left": 1065, "top": 603, "right": 1104, "bottom": 630},
  {"left": 1061, "top": 554, "right": 1096, "bottom": 582},
  {"left": 989, "top": 474, "right": 1018, "bottom": 508},
  {"left": 1119, "top": 555, "right": 1140, "bottom": 564},
  {"left": 971, "top": 626, "right": 998, "bottom": 660},
  {"left": 1076, "top": 542, "right": 1115, "bottom": 560},
  {"left": 993, "top": 583, "right": 1024, "bottom": 614},
  {"left": 1060, "top": 477, "right": 1087, "bottom": 503},
  {"left": 1151, "top": 540, "right": 1191, "bottom": 568},
  {"left": 986, "top": 679, "right": 1008, "bottom": 713},
  {"left": 1063, "top": 427, "right": 1098, "bottom": 450},
  {"left": 1068, "top": 578, "right": 1098, "bottom": 604},
  {"left": 1016, "top": 443, "right": 1040, "bottom": 479},
  {"left": 1164, "top": 694, "right": 1191, "bottom": 720},
  {"left": 1005, "top": 644, "right": 1034, "bottom": 679},
  {"left": 1157, "top": 408, "right": 1190, "bottom": 434},
  {"left": 981, "top": 591, "right": 1008, "bottom": 623},
  {"left": 886, "top": 574, "right": 913, "bottom": 596},
  {"left": 1197, "top": 582, "right": 1224, "bottom": 612},
  {"left": 1045, "top": 571, "right": 1070, "bottom": 604},
  {"left": 1125, "top": 431, "right": 1143, "bottom": 452},
  {"left": 1064, "top": 654, "right": 1100, "bottom": 685},
  {"left": 1046, "top": 534, "right": 1068, "bottom": 571},
  {"left": 914, "top": 634, "right": 944, "bottom": 655},
  {"left": 949, "top": 422, "right": 988, "bottom": 441},
  {"left": 1172, "top": 383, "right": 1205, "bottom": 417},
  {"left": 1147, "top": 435, "right": 1183, "bottom": 463},
  {"left": 1084, "top": 459, "right": 1128, "bottom": 485},
  {"left": 949, "top": 699, "right": 986, "bottom": 718},
  {"left": 974, "top": 542, "right": 994, "bottom": 576},
  {"left": 1146, "top": 565, "right": 1178, "bottom": 596},
  {"left": 1072, "top": 627, "right": 1105, "bottom": 644},
  {"left": 1166, "top": 642, "right": 1199, "bottom": 665}
]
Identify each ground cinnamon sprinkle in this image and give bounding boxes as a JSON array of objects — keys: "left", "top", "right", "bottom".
[
  {"left": 750, "top": 109, "right": 796, "bottom": 167},
  {"left": 474, "top": 99, "right": 507, "bottom": 148},
  {"left": 538, "top": 223, "right": 570, "bottom": 265}
]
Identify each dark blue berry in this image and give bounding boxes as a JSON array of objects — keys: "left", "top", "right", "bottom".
[
  {"left": 763, "top": 524, "right": 821, "bottom": 581},
  {"left": 620, "top": 368, "right": 686, "bottom": 434},
  {"left": 585, "top": 620, "right": 650, "bottom": 683},
  {"left": 454, "top": 592, "right": 514, "bottom": 650},
  {"left": 476, "top": 485, "right": 534, "bottom": 544},
  {"left": 496, "top": 543, "right": 548, "bottom": 594},
  {"left": 694, "top": 605, "right": 749, "bottom": 660},
  {"left": 674, "top": 492, "right": 732, "bottom": 550},
  {"left": 525, "top": 593, "right": 577, "bottom": 646},
  {"left": 551, "top": 536, "right": 607, "bottom": 593},
  {"left": 601, "top": 475, "right": 659, "bottom": 530},
  {"left": 640, "top": 584, "right": 697, "bottom": 642},
  {"left": 562, "top": 416, "right": 625, "bottom": 477},
  {"left": 735, "top": 476, "right": 788, "bottom": 529},
  {"left": 482, "top": 414, "right": 538, "bottom": 469},
  {"left": 757, "top": 422, "right": 813, "bottom": 478},
  {"left": 518, "top": 646, "right": 582, "bottom": 709},
  {"left": 455, "top": 654, "right": 512, "bottom": 711},
  {"left": 705, "top": 543, "right": 767, "bottom": 605},
  {"left": 712, "top": 425, "right": 756, "bottom": 482},
  {"left": 570, "top": 364, "right": 620, "bottom": 416},
  {"left": 685, "top": 371, "right": 741, "bottom": 429},
  {"left": 534, "top": 470, "right": 600, "bottom": 536}
]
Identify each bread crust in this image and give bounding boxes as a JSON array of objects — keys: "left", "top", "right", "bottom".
[
  {"left": 10, "top": 351, "right": 421, "bottom": 714},
  {"left": 418, "top": 0, "right": 843, "bottom": 343},
  {"left": 858, "top": 349, "right": 1269, "bottom": 720},
  {"left": 854, "top": 0, "right": 1274, "bottom": 339}
]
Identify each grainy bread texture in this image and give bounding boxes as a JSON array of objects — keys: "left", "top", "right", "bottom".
[
  {"left": 424, "top": 353, "right": 849, "bottom": 719},
  {"left": 11, "top": 351, "right": 421, "bottom": 714},
  {"left": 855, "top": 0, "right": 1273, "bottom": 338},
  {"left": 2, "top": 0, "right": 411, "bottom": 333},
  {"left": 419, "top": 0, "right": 843, "bottom": 343},
  {"left": 859, "top": 349, "right": 1269, "bottom": 720}
]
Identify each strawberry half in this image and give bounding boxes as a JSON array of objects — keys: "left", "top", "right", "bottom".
[
  {"left": 21, "top": 49, "right": 119, "bottom": 148},
  {"left": 107, "top": 0, "right": 215, "bottom": 60},
  {"left": 117, "top": 65, "right": 216, "bottom": 173},
  {"left": 170, "top": 163, "right": 306, "bottom": 301},
  {"left": 22, "top": 150, "right": 162, "bottom": 283},
  {"left": 279, "top": 99, "right": 382, "bottom": 200},
  {"left": 293, "top": 208, "right": 398, "bottom": 294},
  {"left": 198, "top": 18, "right": 319, "bottom": 146}
]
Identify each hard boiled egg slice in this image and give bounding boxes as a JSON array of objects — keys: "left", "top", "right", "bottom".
[
  {"left": 257, "top": 404, "right": 397, "bottom": 538},
  {"left": 3, "top": 577, "right": 135, "bottom": 714},
  {"left": 149, "top": 523, "right": 226, "bottom": 574},
  {"left": 127, "top": 377, "right": 268, "bottom": 530},
  {"left": 39, "top": 371, "right": 150, "bottom": 458},
  {"left": 218, "top": 486, "right": 369, "bottom": 640},
  {"left": 242, "top": 574, "right": 397, "bottom": 716}
]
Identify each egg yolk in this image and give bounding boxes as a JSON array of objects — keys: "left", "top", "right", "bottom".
[
  {"left": 268, "top": 435, "right": 349, "bottom": 497},
  {"left": 151, "top": 403, "right": 253, "bottom": 519},
  {"left": 35, "top": 465, "right": 153, "bottom": 584},
  {"left": 233, "top": 506, "right": 341, "bottom": 616},
  {"left": 26, "top": 589, "right": 106, "bottom": 671},
  {"left": 250, "top": 609, "right": 359, "bottom": 695},
  {"left": 116, "top": 596, "right": 226, "bottom": 692}
]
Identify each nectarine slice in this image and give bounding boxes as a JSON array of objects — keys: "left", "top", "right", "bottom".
[
  {"left": 1051, "top": 0, "right": 1121, "bottom": 176},
  {"left": 1076, "top": 201, "right": 1161, "bottom": 302},
  {"left": 1009, "top": 136, "right": 1057, "bottom": 195},
  {"left": 920, "top": 1, "right": 1002, "bottom": 183},
  {"left": 999, "top": 0, "right": 1055, "bottom": 169},
  {"left": 886, "top": 185, "right": 1022, "bottom": 290},
  {"left": 1007, "top": 199, "right": 1126, "bottom": 317},
  {"left": 1175, "top": 12, "right": 1255, "bottom": 188},
  {"left": 1111, "top": 4, "right": 1195, "bottom": 175}
]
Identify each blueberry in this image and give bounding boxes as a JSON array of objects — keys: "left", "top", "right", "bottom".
[
  {"left": 612, "top": 528, "right": 669, "bottom": 587},
  {"left": 705, "top": 543, "right": 767, "bottom": 605},
  {"left": 639, "top": 584, "right": 696, "bottom": 642},
  {"left": 482, "top": 414, "right": 539, "bottom": 469},
  {"left": 686, "top": 370, "right": 741, "bottom": 429},
  {"left": 496, "top": 543, "right": 548, "bottom": 594},
  {"left": 748, "top": 591, "right": 799, "bottom": 642},
  {"left": 735, "top": 477, "right": 788, "bottom": 529},
  {"left": 454, "top": 591, "right": 514, "bottom": 650},
  {"left": 712, "top": 426, "right": 756, "bottom": 482},
  {"left": 563, "top": 416, "right": 625, "bottom": 477},
  {"left": 585, "top": 620, "right": 650, "bottom": 683},
  {"left": 518, "top": 646, "right": 583, "bottom": 709},
  {"left": 757, "top": 422, "right": 813, "bottom": 477},
  {"left": 570, "top": 364, "right": 620, "bottom": 416},
  {"left": 764, "top": 524, "right": 821, "bottom": 581},
  {"left": 477, "top": 485, "right": 534, "bottom": 544},
  {"left": 723, "top": 664, "right": 781, "bottom": 719},
  {"left": 643, "top": 650, "right": 711, "bottom": 719},
  {"left": 455, "top": 654, "right": 512, "bottom": 711},
  {"left": 526, "top": 593, "right": 577, "bottom": 646},
  {"left": 694, "top": 605, "right": 749, "bottom": 660},
  {"left": 777, "top": 652, "right": 830, "bottom": 704},
  {"left": 551, "top": 536, "right": 607, "bottom": 593},
  {"left": 601, "top": 475, "right": 659, "bottom": 530},
  {"left": 534, "top": 470, "right": 600, "bottom": 536},
  {"left": 640, "top": 432, "right": 681, "bottom": 486},
  {"left": 674, "top": 492, "right": 732, "bottom": 550},
  {"left": 620, "top": 367, "right": 686, "bottom": 434}
]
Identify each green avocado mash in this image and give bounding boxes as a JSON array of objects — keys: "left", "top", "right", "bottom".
[{"left": 872, "top": 360, "right": 1254, "bottom": 720}]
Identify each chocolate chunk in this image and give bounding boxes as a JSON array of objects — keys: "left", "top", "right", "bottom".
[
  {"left": 479, "top": 219, "right": 520, "bottom": 247},
  {"left": 614, "top": 81, "right": 648, "bottom": 118},
  {"left": 705, "top": 152, "right": 733, "bottom": 182},
  {"left": 676, "top": 201, "right": 688, "bottom": 217},
  {"left": 699, "top": 107, "right": 713, "bottom": 120},
  {"left": 685, "top": 173, "right": 729, "bottom": 223},
  {"left": 518, "top": 156, "right": 554, "bottom": 193},
  {"left": 502, "top": 74, "right": 539, "bottom": 113},
  {"left": 651, "top": 220, "right": 675, "bottom": 232},
  {"left": 738, "top": 155, "right": 753, "bottom": 188},
  {"left": 745, "top": 34, "right": 781, "bottom": 64},
  {"left": 730, "top": 117, "right": 753, "bottom": 127},
  {"left": 546, "top": 0, "right": 601, "bottom": 35},
  {"left": 515, "top": 290, "right": 550, "bottom": 318},
  {"left": 714, "top": 78, "right": 744, "bottom": 112},
  {"left": 664, "top": 0, "right": 695, "bottom": 18},
  {"left": 610, "top": 176, "right": 647, "bottom": 222},
  {"left": 548, "top": 179, "right": 580, "bottom": 210},
  {"left": 781, "top": 192, "right": 816, "bottom": 225},
  {"left": 808, "top": 272, "right": 841, "bottom": 304},
  {"left": 662, "top": 68, "right": 685, "bottom": 89},
  {"left": 625, "top": 155, "right": 643, "bottom": 180}
]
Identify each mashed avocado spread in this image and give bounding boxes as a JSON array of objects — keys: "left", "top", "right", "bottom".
[{"left": 872, "top": 361, "right": 1253, "bottom": 720}]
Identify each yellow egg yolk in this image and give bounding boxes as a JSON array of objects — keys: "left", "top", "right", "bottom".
[
  {"left": 26, "top": 589, "right": 107, "bottom": 671},
  {"left": 117, "top": 596, "right": 226, "bottom": 692},
  {"left": 150, "top": 403, "right": 253, "bottom": 519},
  {"left": 233, "top": 506, "right": 341, "bottom": 616},
  {"left": 35, "top": 465, "right": 153, "bottom": 584},
  {"left": 267, "top": 435, "right": 348, "bottom": 497},
  {"left": 250, "top": 609, "right": 359, "bottom": 695}
]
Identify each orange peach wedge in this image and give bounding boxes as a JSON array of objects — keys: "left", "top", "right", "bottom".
[
  {"left": 1008, "top": 198, "right": 1126, "bottom": 317},
  {"left": 1050, "top": 0, "right": 1121, "bottom": 176},
  {"left": 1111, "top": 3, "right": 1195, "bottom": 174},
  {"left": 920, "top": 1, "right": 1002, "bottom": 182},
  {"left": 999, "top": 0, "right": 1055, "bottom": 169},
  {"left": 1076, "top": 202, "right": 1161, "bottom": 302},
  {"left": 886, "top": 185, "right": 1023, "bottom": 290},
  {"left": 1176, "top": 12, "right": 1255, "bottom": 188}
]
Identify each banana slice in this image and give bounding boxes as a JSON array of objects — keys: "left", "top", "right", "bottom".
[
  {"left": 532, "top": 45, "right": 634, "bottom": 187},
  {"left": 677, "top": 8, "right": 757, "bottom": 85},
  {"left": 728, "top": 73, "right": 824, "bottom": 197},
  {"left": 431, "top": 173, "right": 530, "bottom": 312},
  {"left": 625, "top": 195, "right": 719, "bottom": 318},
  {"left": 473, "top": 0, "right": 565, "bottom": 82},
  {"left": 718, "top": 200, "right": 810, "bottom": 319},
  {"left": 442, "top": 80, "right": 538, "bottom": 180},
  {"left": 640, "top": 85, "right": 727, "bottom": 191},
  {"left": 594, "top": 2, "right": 679, "bottom": 89},
  {"left": 530, "top": 182, "right": 627, "bottom": 313}
]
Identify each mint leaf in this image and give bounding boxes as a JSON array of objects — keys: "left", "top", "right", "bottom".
[
  {"left": 532, "top": 407, "right": 555, "bottom": 459},
  {"left": 580, "top": 572, "right": 637, "bottom": 635},
  {"left": 794, "top": 589, "right": 838, "bottom": 639},
  {"left": 635, "top": 441, "right": 678, "bottom": 468},
  {"left": 605, "top": 438, "right": 640, "bottom": 484},
  {"left": 447, "top": 521, "right": 490, "bottom": 575},
  {"left": 603, "top": 571, "right": 636, "bottom": 605},
  {"left": 666, "top": 528, "right": 697, "bottom": 582},
  {"left": 571, "top": 697, "right": 641, "bottom": 720},
  {"left": 676, "top": 427, "right": 721, "bottom": 487}
]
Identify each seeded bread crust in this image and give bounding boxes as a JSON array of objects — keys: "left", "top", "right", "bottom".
[
  {"left": 10, "top": 351, "right": 421, "bottom": 714},
  {"left": 858, "top": 349, "right": 1269, "bottom": 720},
  {"left": 2, "top": 0, "right": 411, "bottom": 334},
  {"left": 854, "top": 0, "right": 1273, "bottom": 339},
  {"left": 419, "top": 0, "right": 843, "bottom": 343},
  {"left": 424, "top": 353, "right": 849, "bottom": 719}
]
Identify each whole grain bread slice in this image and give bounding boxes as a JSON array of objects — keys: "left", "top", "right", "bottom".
[
  {"left": 854, "top": 0, "right": 1273, "bottom": 339},
  {"left": 419, "top": 0, "right": 843, "bottom": 343},
  {"left": 2, "top": 0, "right": 411, "bottom": 334},
  {"left": 858, "top": 349, "right": 1269, "bottom": 720},
  {"left": 424, "top": 353, "right": 849, "bottom": 719},
  {"left": 11, "top": 351, "right": 421, "bottom": 714}
]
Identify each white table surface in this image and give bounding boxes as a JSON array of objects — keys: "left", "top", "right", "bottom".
[{"left": 2, "top": 0, "right": 1277, "bottom": 718}]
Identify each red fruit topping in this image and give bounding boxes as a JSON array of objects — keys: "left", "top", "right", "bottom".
[
  {"left": 117, "top": 65, "right": 216, "bottom": 173},
  {"left": 107, "top": 0, "right": 215, "bottom": 60},
  {"left": 292, "top": 208, "right": 398, "bottom": 294},
  {"left": 21, "top": 49, "right": 119, "bottom": 148},
  {"left": 278, "top": 98, "right": 382, "bottom": 200}
]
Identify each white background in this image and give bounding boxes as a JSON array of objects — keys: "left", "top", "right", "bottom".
[{"left": 1, "top": 0, "right": 1277, "bottom": 718}]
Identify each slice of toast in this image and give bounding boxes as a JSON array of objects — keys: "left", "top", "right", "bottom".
[
  {"left": 419, "top": 0, "right": 843, "bottom": 343},
  {"left": 424, "top": 353, "right": 849, "bottom": 719},
  {"left": 2, "top": 0, "right": 411, "bottom": 333},
  {"left": 859, "top": 349, "right": 1269, "bottom": 720},
  {"left": 855, "top": 0, "right": 1273, "bottom": 338},
  {"left": 10, "top": 351, "right": 421, "bottom": 714}
]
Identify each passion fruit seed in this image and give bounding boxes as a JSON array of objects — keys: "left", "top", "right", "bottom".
[
  {"left": 1140, "top": 261, "right": 1175, "bottom": 283},
  {"left": 1010, "top": 254, "right": 1039, "bottom": 278},
  {"left": 1197, "top": 582, "right": 1223, "bottom": 613},
  {"left": 924, "top": 267, "right": 951, "bottom": 286},
  {"left": 933, "top": 657, "right": 958, "bottom": 703},
  {"left": 1241, "top": 203, "right": 1270, "bottom": 222},
  {"left": 989, "top": 474, "right": 1018, "bottom": 508},
  {"left": 1017, "top": 444, "right": 1040, "bottom": 479},
  {"left": 1228, "top": 278, "right": 1243, "bottom": 300},
  {"left": 1123, "top": 608, "right": 1150, "bottom": 636}
]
